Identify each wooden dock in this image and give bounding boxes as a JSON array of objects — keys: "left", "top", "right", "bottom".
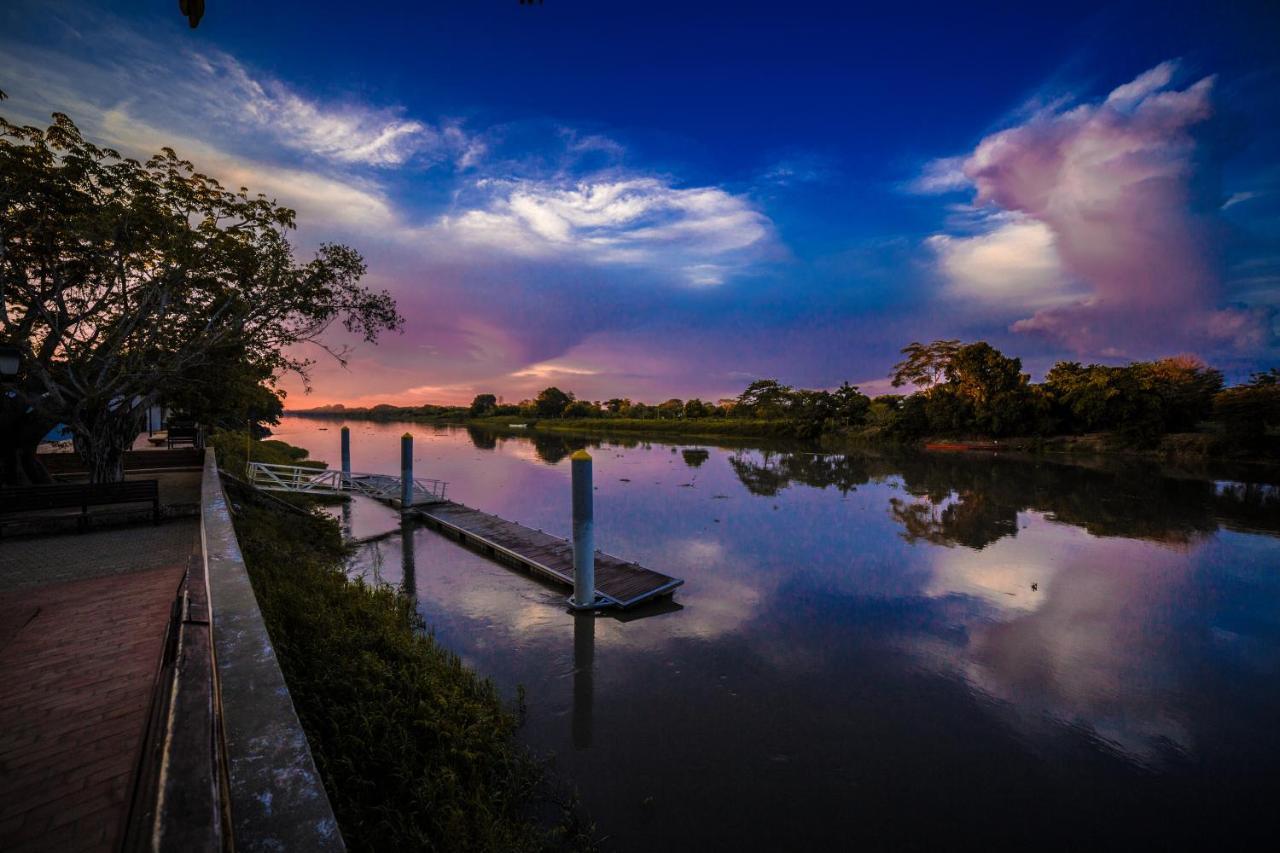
[{"left": 413, "top": 502, "right": 683, "bottom": 609}]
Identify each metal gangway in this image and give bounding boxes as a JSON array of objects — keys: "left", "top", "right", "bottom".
[{"left": 245, "top": 461, "right": 449, "bottom": 506}]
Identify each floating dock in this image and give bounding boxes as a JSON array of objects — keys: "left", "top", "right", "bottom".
[{"left": 413, "top": 502, "right": 683, "bottom": 609}]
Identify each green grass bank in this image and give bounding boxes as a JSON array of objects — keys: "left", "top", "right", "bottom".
[{"left": 217, "top": 439, "right": 595, "bottom": 852}]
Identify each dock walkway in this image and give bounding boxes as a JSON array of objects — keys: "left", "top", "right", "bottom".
[{"left": 414, "top": 502, "right": 683, "bottom": 609}]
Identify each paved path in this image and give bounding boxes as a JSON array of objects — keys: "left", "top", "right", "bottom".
[{"left": 0, "top": 519, "right": 197, "bottom": 852}]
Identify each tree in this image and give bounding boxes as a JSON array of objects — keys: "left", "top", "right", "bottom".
[
  {"left": 683, "top": 398, "right": 709, "bottom": 418},
  {"left": 1138, "top": 356, "right": 1223, "bottom": 433},
  {"left": 657, "top": 398, "right": 684, "bottom": 419},
  {"left": 534, "top": 386, "right": 573, "bottom": 417},
  {"left": 563, "top": 399, "right": 598, "bottom": 418},
  {"left": 945, "top": 342, "right": 1030, "bottom": 434},
  {"left": 0, "top": 114, "right": 401, "bottom": 481},
  {"left": 736, "top": 379, "right": 793, "bottom": 419},
  {"left": 891, "top": 340, "right": 960, "bottom": 392},
  {"left": 469, "top": 394, "right": 497, "bottom": 417},
  {"left": 604, "top": 397, "right": 630, "bottom": 415},
  {"left": 1214, "top": 370, "right": 1280, "bottom": 441},
  {"left": 831, "top": 382, "right": 870, "bottom": 426},
  {"left": 162, "top": 342, "right": 284, "bottom": 435}
]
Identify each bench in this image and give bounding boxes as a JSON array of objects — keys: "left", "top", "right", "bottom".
[
  {"left": 0, "top": 480, "right": 161, "bottom": 536},
  {"left": 166, "top": 426, "right": 201, "bottom": 449}
]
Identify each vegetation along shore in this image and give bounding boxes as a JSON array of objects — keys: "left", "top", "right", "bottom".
[
  {"left": 208, "top": 432, "right": 597, "bottom": 853},
  {"left": 293, "top": 340, "right": 1280, "bottom": 463}
]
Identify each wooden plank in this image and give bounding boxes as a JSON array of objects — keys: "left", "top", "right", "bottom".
[{"left": 414, "top": 501, "right": 682, "bottom": 609}]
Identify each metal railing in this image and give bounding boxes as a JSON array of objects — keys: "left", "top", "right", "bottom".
[{"left": 245, "top": 461, "right": 448, "bottom": 504}]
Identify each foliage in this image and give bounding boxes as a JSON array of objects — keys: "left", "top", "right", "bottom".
[
  {"left": 562, "top": 400, "right": 599, "bottom": 418},
  {"left": 0, "top": 113, "right": 400, "bottom": 481},
  {"left": 224, "top": 480, "right": 596, "bottom": 852},
  {"left": 1214, "top": 369, "right": 1280, "bottom": 441},
  {"left": 469, "top": 394, "right": 498, "bottom": 417},
  {"left": 735, "top": 379, "right": 794, "bottom": 419},
  {"left": 208, "top": 429, "right": 325, "bottom": 477},
  {"left": 534, "top": 387, "right": 574, "bottom": 418},
  {"left": 163, "top": 342, "right": 285, "bottom": 435},
  {"left": 891, "top": 339, "right": 961, "bottom": 391},
  {"left": 295, "top": 340, "right": 1267, "bottom": 457}
]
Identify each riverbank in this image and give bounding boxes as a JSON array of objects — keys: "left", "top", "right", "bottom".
[
  {"left": 220, "top": 448, "right": 595, "bottom": 852},
  {"left": 285, "top": 410, "right": 1277, "bottom": 467}
]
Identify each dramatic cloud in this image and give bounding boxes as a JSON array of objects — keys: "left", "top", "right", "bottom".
[
  {"left": 434, "top": 177, "right": 774, "bottom": 285},
  {"left": 923, "top": 62, "right": 1273, "bottom": 356},
  {"left": 0, "top": 12, "right": 477, "bottom": 173},
  {"left": 926, "top": 211, "right": 1081, "bottom": 309},
  {"left": 194, "top": 52, "right": 478, "bottom": 168}
]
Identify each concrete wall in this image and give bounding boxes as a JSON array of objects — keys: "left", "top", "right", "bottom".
[{"left": 201, "top": 448, "right": 345, "bottom": 851}]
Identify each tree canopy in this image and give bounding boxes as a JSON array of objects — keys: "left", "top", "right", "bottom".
[{"left": 0, "top": 113, "right": 401, "bottom": 481}]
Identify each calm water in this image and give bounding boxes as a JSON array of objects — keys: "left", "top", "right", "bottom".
[{"left": 271, "top": 416, "right": 1280, "bottom": 851}]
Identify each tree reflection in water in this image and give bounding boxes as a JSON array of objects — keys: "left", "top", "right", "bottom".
[{"left": 727, "top": 448, "right": 1280, "bottom": 545}]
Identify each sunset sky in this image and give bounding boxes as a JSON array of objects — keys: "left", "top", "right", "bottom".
[{"left": 3, "top": 0, "right": 1278, "bottom": 406}]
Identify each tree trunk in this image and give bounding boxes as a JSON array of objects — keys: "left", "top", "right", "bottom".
[
  {"left": 72, "top": 408, "right": 144, "bottom": 483},
  {"left": 0, "top": 388, "right": 56, "bottom": 487}
]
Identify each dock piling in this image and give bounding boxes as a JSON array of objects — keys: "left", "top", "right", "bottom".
[
  {"left": 340, "top": 426, "right": 351, "bottom": 485},
  {"left": 400, "top": 433, "right": 413, "bottom": 512},
  {"left": 570, "top": 450, "right": 597, "bottom": 609}
]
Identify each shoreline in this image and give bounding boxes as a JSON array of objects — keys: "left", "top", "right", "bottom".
[{"left": 283, "top": 410, "right": 1279, "bottom": 473}]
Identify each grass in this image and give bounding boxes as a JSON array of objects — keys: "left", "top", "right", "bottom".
[
  {"left": 209, "top": 429, "right": 328, "bottom": 474},
  {"left": 221, "top": 464, "right": 595, "bottom": 852}
]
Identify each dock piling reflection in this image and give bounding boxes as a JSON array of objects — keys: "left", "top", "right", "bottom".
[{"left": 572, "top": 611, "right": 595, "bottom": 749}]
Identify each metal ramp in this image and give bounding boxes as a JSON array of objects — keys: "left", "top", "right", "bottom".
[{"left": 245, "top": 462, "right": 448, "bottom": 506}]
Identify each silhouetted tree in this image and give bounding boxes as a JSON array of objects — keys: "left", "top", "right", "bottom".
[
  {"left": 0, "top": 114, "right": 401, "bottom": 481},
  {"left": 469, "top": 393, "right": 497, "bottom": 417}
]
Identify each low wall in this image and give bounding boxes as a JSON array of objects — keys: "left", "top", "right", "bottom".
[{"left": 200, "top": 447, "right": 345, "bottom": 851}]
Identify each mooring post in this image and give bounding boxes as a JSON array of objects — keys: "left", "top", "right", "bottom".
[
  {"left": 340, "top": 425, "right": 351, "bottom": 486},
  {"left": 570, "top": 449, "right": 596, "bottom": 608},
  {"left": 400, "top": 432, "right": 413, "bottom": 511}
]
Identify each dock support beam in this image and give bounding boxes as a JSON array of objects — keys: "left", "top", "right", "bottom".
[
  {"left": 569, "top": 450, "right": 598, "bottom": 609},
  {"left": 340, "top": 426, "right": 351, "bottom": 485},
  {"left": 400, "top": 433, "right": 413, "bottom": 512}
]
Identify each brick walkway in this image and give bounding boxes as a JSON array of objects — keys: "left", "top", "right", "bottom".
[{"left": 0, "top": 519, "right": 197, "bottom": 852}]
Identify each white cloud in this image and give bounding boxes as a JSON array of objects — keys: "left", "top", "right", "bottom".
[
  {"left": 192, "top": 51, "right": 431, "bottom": 166},
  {"left": 435, "top": 177, "right": 773, "bottom": 284},
  {"left": 1104, "top": 60, "right": 1178, "bottom": 110},
  {"left": 1222, "top": 191, "right": 1261, "bottom": 209},
  {"left": 94, "top": 109, "right": 401, "bottom": 236},
  {"left": 510, "top": 362, "right": 600, "bottom": 380},
  {"left": 926, "top": 212, "right": 1080, "bottom": 308},
  {"left": 908, "top": 155, "right": 971, "bottom": 194},
  {"left": 0, "top": 7, "right": 476, "bottom": 172}
]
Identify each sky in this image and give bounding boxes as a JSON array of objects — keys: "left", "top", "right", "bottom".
[{"left": 2, "top": 0, "right": 1279, "bottom": 406}]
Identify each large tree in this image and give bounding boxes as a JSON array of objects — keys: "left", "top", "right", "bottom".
[{"left": 0, "top": 114, "right": 401, "bottom": 482}]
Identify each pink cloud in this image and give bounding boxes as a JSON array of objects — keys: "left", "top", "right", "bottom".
[{"left": 955, "top": 62, "right": 1272, "bottom": 356}]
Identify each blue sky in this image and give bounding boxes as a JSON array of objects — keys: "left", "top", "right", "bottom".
[{"left": 2, "top": 0, "right": 1278, "bottom": 404}]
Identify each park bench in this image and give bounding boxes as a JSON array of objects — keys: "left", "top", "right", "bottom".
[
  {"left": 166, "top": 425, "right": 202, "bottom": 449},
  {"left": 0, "top": 480, "right": 161, "bottom": 537}
]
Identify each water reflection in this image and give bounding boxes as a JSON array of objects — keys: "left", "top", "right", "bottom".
[
  {"left": 400, "top": 515, "right": 417, "bottom": 598},
  {"left": 339, "top": 499, "right": 353, "bottom": 540},
  {"left": 269, "top": 417, "right": 1280, "bottom": 851},
  {"left": 726, "top": 448, "right": 1280, "bottom": 545},
  {"left": 572, "top": 612, "right": 595, "bottom": 749},
  {"left": 681, "top": 448, "right": 709, "bottom": 468},
  {"left": 466, "top": 425, "right": 497, "bottom": 450}
]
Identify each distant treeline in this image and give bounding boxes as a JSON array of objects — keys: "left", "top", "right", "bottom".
[{"left": 295, "top": 340, "right": 1280, "bottom": 453}]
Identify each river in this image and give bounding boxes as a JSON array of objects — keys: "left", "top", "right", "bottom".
[{"left": 269, "top": 415, "right": 1280, "bottom": 851}]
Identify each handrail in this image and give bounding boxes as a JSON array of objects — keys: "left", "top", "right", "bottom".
[{"left": 244, "top": 461, "right": 449, "bottom": 503}]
